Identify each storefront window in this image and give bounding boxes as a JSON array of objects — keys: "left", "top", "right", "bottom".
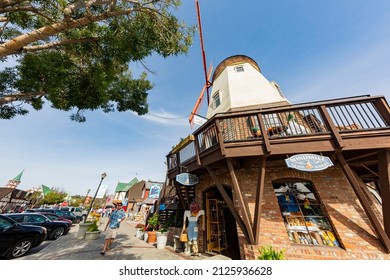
[{"left": 273, "top": 181, "right": 340, "bottom": 247}]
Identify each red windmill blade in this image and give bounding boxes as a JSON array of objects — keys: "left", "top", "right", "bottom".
[
  {"left": 189, "top": 0, "right": 213, "bottom": 128},
  {"left": 189, "top": 65, "right": 213, "bottom": 128}
]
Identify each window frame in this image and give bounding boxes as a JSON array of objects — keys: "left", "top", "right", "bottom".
[
  {"left": 212, "top": 91, "right": 221, "bottom": 110},
  {"left": 272, "top": 180, "right": 341, "bottom": 247}
]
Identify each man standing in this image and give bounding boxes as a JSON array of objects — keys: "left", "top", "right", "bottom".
[{"left": 100, "top": 202, "right": 126, "bottom": 255}]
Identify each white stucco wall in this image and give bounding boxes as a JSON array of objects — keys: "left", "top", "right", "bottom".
[{"left": 206, "top": 62, "right": 289, "bottom": 118}]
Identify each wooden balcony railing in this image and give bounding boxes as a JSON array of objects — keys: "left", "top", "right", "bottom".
[{"left": 167, "top": 95, "right": 390, "bottom": 172}]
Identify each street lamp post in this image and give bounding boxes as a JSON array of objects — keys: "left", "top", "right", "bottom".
[{"left": 85, "top": 172, "right": 107, "bottom": 222}]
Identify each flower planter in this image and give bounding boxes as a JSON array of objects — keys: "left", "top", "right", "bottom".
[
  {"left": 85, "top": 230, "right": 101, "bottom": 240},
  {"left": 147, "top": 231, "right": 157, "bottom": 244},
  {"left": 135, "top": 228, "right": 142, "bottom": 238},
  {"left": 76, "top": 222, "right": 93, "bottom": 239},
  {"left": 156, "top": 232, "right": 168, "bottom": 249}
]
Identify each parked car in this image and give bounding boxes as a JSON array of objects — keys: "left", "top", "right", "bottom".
[
  {"left": 38, "top": 212, "right": 73, "bottom": 228},
  {"left": 4, "top": 213, "right": 70, "bottom": 240},
  {"left": 59, "top": 206, "right": 83, "bottom": 221},
  {"left": 27, "top": 208, "right": 79, "bottom": 224},
  {"left": 0, "top": 214, "right": 46, "bottom": 259}
]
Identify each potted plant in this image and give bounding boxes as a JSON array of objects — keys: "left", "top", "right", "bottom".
[
  {"left": 135, "top": 223, "right": 144, "bottom": 239},
  {"left": 146, "top": 213, "right": 159, "bottom": 243},
  {"left": 85, "top": 220, "right": 101, "bottom": 240},
  {"left": 156, "top": 227, "right": 168, "bottom": 249},
  {"left": 76, "top": 220, "right": 93, "bottom": 239}
]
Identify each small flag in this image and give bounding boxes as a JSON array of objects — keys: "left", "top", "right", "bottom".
[{"left": 41, "top": 185, "right": 51, "bottom": 196}]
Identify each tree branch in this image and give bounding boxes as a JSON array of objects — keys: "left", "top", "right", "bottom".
[
  {"left": 23, "top": 37, "right": 100, "bottom": 52},
  {"left": 0, "top": 0, "right": 25, "bottom": 9},
  {"left": 0, "top": 92, "right": 45, "bottom": 105},
  {"left": 0, "top": 7, "right": 144, "bottom": 57}
]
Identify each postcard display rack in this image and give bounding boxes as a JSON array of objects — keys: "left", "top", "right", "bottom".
[
  {"left": 207, "top": 199, "right": 227, "bottom": 253},
  {"left": 274, "top": 184, "right": 340, "bottom": 247}
]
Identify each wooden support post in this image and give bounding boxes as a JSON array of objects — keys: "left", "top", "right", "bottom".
[
  {"left": 319, "top": 105, "right": 344, "bottom": 149},
  {"left": 336, "top": 152, "right": 390, "bottom": 253},
  {"left": 373, "top": 98, "right": 390, "bottom": 125},
  {"left": 378, "top": 150, "right": 390, "bottom": 238},
  {"left": 226, "top": 158, "right": 256, "bottom": 244},
  {"left": 257, "top": 113, "right": 272, "bottom": 153},
  {"left": 206, "top": 166, "right": 251, "bottom": 243},
  {"left": 253, "top": 156, "right": 266, "bottom": 244},
  {"left": 215, "top": 119, "right": 226, "bottom": 156},
  {"left": 194, "top": 133, "right": 202, "bottom": 166}
]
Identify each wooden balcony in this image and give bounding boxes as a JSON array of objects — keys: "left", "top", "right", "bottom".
[{"left": 167, "top": 95, "right": 390, "bottom": 182}]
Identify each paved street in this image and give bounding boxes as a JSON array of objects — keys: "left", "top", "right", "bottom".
[{"left": 15, "top": 216, "right": 230, "bottom": 260}]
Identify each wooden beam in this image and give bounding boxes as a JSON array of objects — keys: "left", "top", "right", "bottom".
[
  {"left": 253, "top": 156, "right": 266, "bottom": 244},
  {"left": 257, "top": 113, "right": 272, "bottom": 153},
  {"left": 206, "top": 166, "right": 251, "bottom": 243},
  {"left": 336, "top": 152, "right": 390, "bottom": 253},
  {"left": 378, "top": 150, "right": 390, "bottom": 238},
  {"left": 346, "top": 152, "right": 378, "bottom": 163},
  {"left": 319, "top": 105, "right": 344, "bottom": 149},
  {"left": 194, "top": 133, "right": 202, "bottom": 166},
  {"left": 215, "top": 119, "right": 226, "bottom": 156},
  {"left": 373, "top": 98, "right": 390, "bottom": 125},
  {"left": 226, "top": 158, "right": 256, "bottom": 244}
]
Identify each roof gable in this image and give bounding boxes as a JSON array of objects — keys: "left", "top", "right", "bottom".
[{"left": 115, "top": 177, "right": 139, "bottom": 192}]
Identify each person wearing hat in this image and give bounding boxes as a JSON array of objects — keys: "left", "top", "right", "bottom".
[{"left": 100, "top": 202, "right": 126, "bottom": 255}]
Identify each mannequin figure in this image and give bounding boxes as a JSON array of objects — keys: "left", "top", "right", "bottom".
[{"left": 183, "top": 201, "right": 204, "bottom": 256}]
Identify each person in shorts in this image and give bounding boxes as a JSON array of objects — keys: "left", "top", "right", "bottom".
[{"left": 100, "top": 202, "right": 126, "bottom": 255}]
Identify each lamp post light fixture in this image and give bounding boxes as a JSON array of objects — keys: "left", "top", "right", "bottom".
[{"left": 85, "top": 172, "right": 107, "bottom": 222}]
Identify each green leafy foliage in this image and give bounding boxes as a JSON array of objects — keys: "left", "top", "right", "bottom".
[
  {"left": 87, "top": 220, "right": 100, "bottom": 232},
  {"left": 257, "top": 246, "right": 285, "bottom": 260},
  {"left": 0, "top": 1, "right": 194, "bottom": 121},
  {"left": 147, "top": 212, "right": 160, "bottom": 231},
  {"left": 40, "top": 188, "right": 67, "bottom": 205}
]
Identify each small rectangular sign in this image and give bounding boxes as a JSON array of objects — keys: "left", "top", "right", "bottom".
[{"left": 193, "top": 114, "right": 207, "bottom": 126}]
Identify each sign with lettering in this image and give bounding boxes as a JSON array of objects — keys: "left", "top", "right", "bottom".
[
  {"left": 193, "top": 114, "right": 207, "bottom": 126},
  {"left": 285, "top": 154, "right": 333, "bottom": 172},
  {"left": 176, "top": 173, "right": 199, "bottom": 186}
]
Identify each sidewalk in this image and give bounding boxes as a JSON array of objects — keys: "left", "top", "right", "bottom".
[{"left": 17, "top": 217, "right": 229, "bottom": 260}]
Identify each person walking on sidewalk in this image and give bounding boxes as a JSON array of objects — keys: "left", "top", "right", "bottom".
[{"left": 100, "top": 202, "right": 126, "bottom": 255}]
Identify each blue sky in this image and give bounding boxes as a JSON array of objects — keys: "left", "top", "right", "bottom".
[{"left": 1, "top": 0, "right": 390, "bottom": 196}]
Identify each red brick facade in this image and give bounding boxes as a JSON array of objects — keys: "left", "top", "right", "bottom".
[{"left": 193, "top": 159, "right": 389, "bottom": 260}]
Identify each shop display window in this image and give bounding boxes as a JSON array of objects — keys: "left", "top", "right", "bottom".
[{"left": 273, "top": 181, "right": 340, "bottom": 247}]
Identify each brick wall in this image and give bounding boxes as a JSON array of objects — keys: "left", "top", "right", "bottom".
[{"left": 193, "top": 160, "right": 390, "bottom": 260}]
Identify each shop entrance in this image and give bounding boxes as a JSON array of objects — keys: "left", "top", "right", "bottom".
[{"left": 204, "top": 187, "right": 240, "bottom": 260}]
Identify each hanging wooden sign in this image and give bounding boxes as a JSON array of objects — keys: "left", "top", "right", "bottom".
[
  {"left": 176, "top": 173, "right": 199, "bottom": 186},
  {"left": 285, "top": 154, "right": 333, "bottom": 172}
]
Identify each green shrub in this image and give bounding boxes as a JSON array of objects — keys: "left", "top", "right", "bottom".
[
  {"left": 257, "top": 246, "right": 285, "bottom": 260},
  {"left": 87, "top": 220, "right": 99, "bottom": 232}
]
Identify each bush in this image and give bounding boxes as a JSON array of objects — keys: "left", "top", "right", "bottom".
[
  {"left": 257, "top": 246, "right": 285, "bottom": 260},
  {"left": 87, "top": 220, "right": 99, "bottom": 232}
]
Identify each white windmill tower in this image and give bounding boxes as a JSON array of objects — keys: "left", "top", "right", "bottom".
[
  {"left": 189, "top": 2, "right": 290, "bottom": 127},
  {"left": 206, "top": 55, "right": 290, "bottom": 119}
]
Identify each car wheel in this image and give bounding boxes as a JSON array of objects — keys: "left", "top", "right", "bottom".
[
  {"left": 6, "top": 238, "right": 33, "bottom": 259},
  {"left": 50, "top": 227, "right": 65, "bottom": 240}
]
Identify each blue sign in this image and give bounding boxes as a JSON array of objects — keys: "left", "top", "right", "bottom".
[
  {"left": 148, "top": 184, "right": 161, "bottom": 199},
  {"left": 176, "top": 173, "right": 199, "bottom": 186},
  {"left": 285, "top": 154, "right": 333, "bottom": 172}
]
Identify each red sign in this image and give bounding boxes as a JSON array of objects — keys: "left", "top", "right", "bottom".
[{"left": 84, "top": 196, "right": 91, "bottom": 204}]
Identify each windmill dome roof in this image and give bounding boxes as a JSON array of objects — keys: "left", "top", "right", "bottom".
[{"left": 212, "top": 55, "right": 261, "bottom": 82}]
